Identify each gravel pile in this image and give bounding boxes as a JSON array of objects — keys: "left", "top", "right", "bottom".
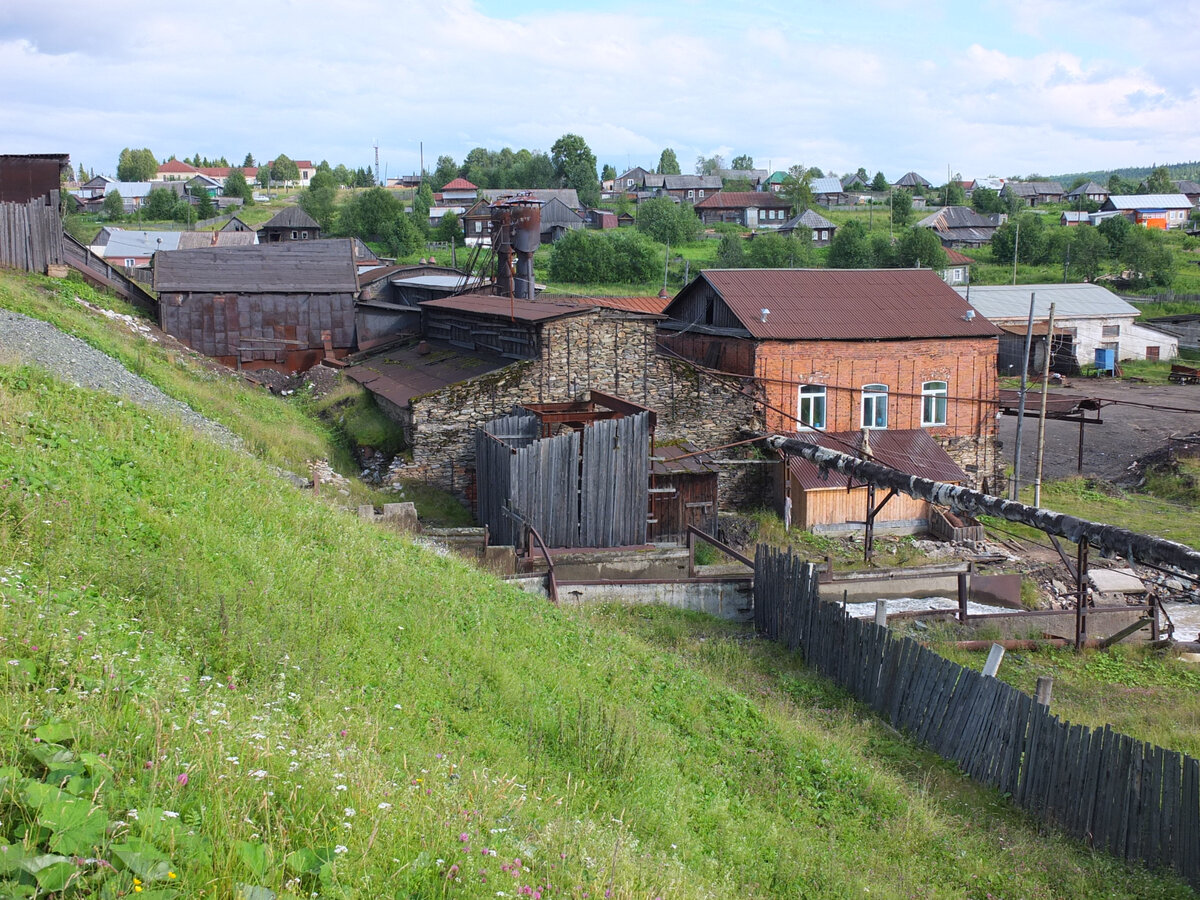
[{"left": 0, "top": 307, "right": 242, "bottom": 451}]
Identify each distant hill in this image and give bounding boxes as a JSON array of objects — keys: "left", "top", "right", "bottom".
[{"left": 1050, "top": 161, "right": 1200, "bottom": 187}]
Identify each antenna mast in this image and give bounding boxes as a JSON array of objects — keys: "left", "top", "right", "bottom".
[{"left": 374, "top": 140, "right": 380, "bottom": 187}]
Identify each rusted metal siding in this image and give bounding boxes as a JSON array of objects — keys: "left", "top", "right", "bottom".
[{"left": 0, "top": 155, "right": 67, "bottom": 205}]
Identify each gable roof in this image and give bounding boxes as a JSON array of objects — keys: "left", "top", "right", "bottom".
[
  {"left": 893, "top": 171, "right": 931, "bottom": 188},
  {"left": 781, "top": 208, "right": 836, "bottom": 231},
  {"left": 1005, "top": 181, "right": 1065, "bottom": 197},
  {"left": 809, "top": 177, "right": 843, "bottom": 195},
  {"left": 763, "top": 171, "right": 788, "bottom": 185},
  {"left": 100, "top": 230, "right": 184, "bottom": 258},
  {"left": 955, "top": 283, "right": 1138, "bottom": 320},
  {"left": 943, "top": 247, "right": 974, "bottom": 265},
  {"left": 694, "top": 191, "right": 791, "bottom": 210},
  {"left": 476, "top": 187, "right": 581, "bottom": 209},
  {"left": 662, "top": 175, "right": 722, "bottom": 190},
  {"left": 262, "top": 206, "right": 320, "bottom": 229},
  {"left": 441, "top": 177, "right": 477, "bottom": 190},
  {"left": 782, "top": 429, "right": 966, "bottom": 491},
  {"left": 175, "top": 231, "right": 257, "bottom": 249},
  {"left": 154, "top": 239, "right": 358, "bottom": 293},
  {"left": 420, "top": 293, "right": 590, "bottom": 324},
  {"left": 667, "top": 269, "right": 1001, "bottom": 341},
  {"left": 1174, "top": 180, "right": 1200, "bottom": 195},
  {"left": 841, "top": 172, "right": 870, "bottom": 188},
  {"left": 1104, "top": 193, "right": 1191, "bottom": 210},
  {"left": 158, "top": 159, "right": 197, "bottom": 175},
  {"left": 1067, "top": 181, "right": 1107, "bottom": 198}
]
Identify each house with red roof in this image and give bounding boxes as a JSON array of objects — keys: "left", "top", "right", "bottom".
[
  {"left": 440, "top": 177, "right": 478, "bottom": 204},
  {"left": 660, "top": 268, "right": 1003, "bottom": 506}
]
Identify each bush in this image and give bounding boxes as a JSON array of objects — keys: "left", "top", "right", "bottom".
[{"left": 548, "top": 229, "right": 660, "bottom": 283}]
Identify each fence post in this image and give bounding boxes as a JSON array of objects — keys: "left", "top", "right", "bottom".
[
  {"left": 875, "top": 599, "right": 888, "bottom": 628},
  {"left": 982, "top": 643, "right": 1006, "bottom": 677},
  {"left": 1036, "top": 676, "right": 1053, "bottom": 707}
]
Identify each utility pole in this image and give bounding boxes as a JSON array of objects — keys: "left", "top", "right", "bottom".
[
  {"left": 1011, "top": 292, "right": 1037, "bottom": 500},
  {"left": 1033, "top": 302, "right": 1057, "bottom": 508}
]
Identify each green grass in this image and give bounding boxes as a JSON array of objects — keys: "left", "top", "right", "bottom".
[
  {"left": 0, "top": 270, "right": 1191, "bottom": 895},
  {"left": 746, "top": 508, "right": 937, "bottom": 571}
]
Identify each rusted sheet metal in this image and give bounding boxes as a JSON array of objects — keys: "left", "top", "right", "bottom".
[
  {"left": 998, "top": 389, "right": 1101, "bottom": 414},
  {"left": 0, "top": 154, "right": 68, "bottom": 204},
  {"left": 782, "top": 429, "right": 964, "bottom": 491},
  {"left": 767, "top": 433, "right": 1200, "bottom": 576},
  {"left": 420, "top": 292, "right": 586, "bottom": 323}
]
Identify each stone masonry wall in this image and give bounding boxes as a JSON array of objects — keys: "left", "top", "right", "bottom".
[{"left": 402, "top": 311, "right": 764, "bottom": 506}]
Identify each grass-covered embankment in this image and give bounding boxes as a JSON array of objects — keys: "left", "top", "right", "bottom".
[{"left": 0, "top": 268, "right": 1193, "bottom": 897}]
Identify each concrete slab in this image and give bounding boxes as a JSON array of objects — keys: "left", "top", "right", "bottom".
[{"left": 1088, "top": 567, "right": 1147, "bottom": 594}]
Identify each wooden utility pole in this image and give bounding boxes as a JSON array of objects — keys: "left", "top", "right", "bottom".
[
  {"left": 1033, "top": 302, "right": 1057, "bottom": 507},
  {"left": 1011, "top": 293, "right": 1037, "bottom": 500}
]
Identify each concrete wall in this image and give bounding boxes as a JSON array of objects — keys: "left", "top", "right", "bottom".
[{"left": 557, "top": 578, "right": 753, "bottom": 622}]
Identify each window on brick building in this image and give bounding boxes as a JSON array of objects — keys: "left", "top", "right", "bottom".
[
  {"left": 798, "top": 384, "right": 826, "bottom": 430},
  {"left": 861, "top": 384, "right": 888, "bottom": 429},
  {"left": 921, "top": 381, "right": 948, "bottom": 426}
]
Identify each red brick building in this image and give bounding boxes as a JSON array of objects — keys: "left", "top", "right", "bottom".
[{"left": 659, "top": 268, "right": 1002, "bottom": 495}]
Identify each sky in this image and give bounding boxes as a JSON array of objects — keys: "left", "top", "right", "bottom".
[{"left": 3, "top": 0, "right": 1197, "bottom": 183}]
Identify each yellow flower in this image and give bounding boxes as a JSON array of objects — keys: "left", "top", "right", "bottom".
[
  {"left": 134, "top": 888, "right": 143, "bottom": 894},
  {"left": 133, "top": 878, "right": 142, "bottom": 885},
  {"left": 168, "top": 871, "right": 178, "bottom": 879}
]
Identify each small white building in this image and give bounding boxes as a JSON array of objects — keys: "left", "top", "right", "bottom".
[{"left": 957, "top": 283, "right": 1177, "bottom": 374}]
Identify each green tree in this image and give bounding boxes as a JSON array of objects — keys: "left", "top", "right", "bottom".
[
  {"left": 1098, "top": 213, "right": 1132, "bottom": 256},
  {"left": 715, "top": 233, "right": 746, "bottom": 268},
  {"left": 942, "top": 181, "right": 966, "bottom": 206},
  {"left": 142, "top": 187, "right": 178, "bottom": 219},
  {"left": 1122, "top": 228, "right": 1175, "bottom": 287},
  {"left": 242, "top": 152, "right": 255, "bottom": 167},
  {"left": 270, "top": 154, "right": 301, "bottom": 185},
  {"left": 1143, "top": 166, "right": 1174, "bottom": 194},
  {"left": 257, "top": 168, "right": 271, "bottom": 189},
  {"left": 970, "top": 187, "right": 1002, "bottom": 215},
  {"left": 338, "top": 186, "right": 402, "bottom": 240},
  {"left": 116, "top": 147, "right": 157, "bottom": 182},
  {"left": 870, "top": 171, "right": 889, "bottom": 192},
  {"left": 745, "top": 232, "right": 809, "bottom": 268},
  {"left": 827, "top": 220, "right": 873, "bottom": 268},
  {"left": 550, "top": 133, "right": 600, "bottom": 208},
  {"left": 869, "top": 232, "right": 897, "bottom": 267},
  {"left": 695, "top": 154, "right": 724, "bottom": 175},
  {"left": 890, "top": 189, "right": 913, "bottom": 227},
  {"left": 412, "top": 182, "right": 434, "bottom": 229},
  {"left": 435, "top": 211, "right": 464, "bottom": 246},
  {"left": 601, "top": 163, "right": 617, "bottom": 182},
  {"left": 102, "top": 189, "right": 124, "bottom": 219},
  {"left": 548, "top": 229, "right": 658, "bottom": 283},
  {"left": 298, "top": 170, "right": 339, "bottom": 231},
  {"left": 991, "top": 214, "right": 1049, "bottom": 265},
  {"left": 1065, "top": 225, "right": 1109, "bottom": 282},
  {"left": 657, "top": 148, "right": 681, "bottom": 175},
  {"left": 896, "top": 227, "right": 947, "bottom": 269},
  {"left": 730, "top": 154, "right": 754, "bottom": 170},
  {"left": 383, "top": 214, "right": 421, "bottom": 258},
  {"left": 635, "top": 197, "right": 701, "bottom": 245},
  {"left": 1107, "top": 174, "right": 1135, "bottom": 196},
  {"left": 778, "top": 164, "right": 814, "bottom": 215},
  {"left": 432, "top": 155, "right": 459, "bottom": 190},
  {"left": 190, "top": 183, "right": 214, "bottom": 220},
  {"left": 223, "top": 170, "right": 253, "bottom": 204}
]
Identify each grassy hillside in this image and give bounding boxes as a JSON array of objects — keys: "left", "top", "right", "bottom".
[{"left": 0, "top": 268, "right": 1193, "bottom": 897}]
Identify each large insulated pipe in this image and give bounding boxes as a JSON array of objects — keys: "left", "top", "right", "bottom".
[
  {"left": 512, "top": 204, "right": 541, "bottom": 300},
  {"left": 492, "top": 207, "right": 514, "bottom": 297},
  {"left": 765, "top": 434, "right": 1200, "bottom": 576}
]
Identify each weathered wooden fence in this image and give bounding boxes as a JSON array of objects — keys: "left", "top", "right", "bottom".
[
  {"left": 0, "top": 199, "right": 64, "bottom": 272},
  {"left": 475, "top": 411, "right": 649, "bottom": 550},
  {"left": 754, "top": 545, "right": 1200, "bottom": 888}
]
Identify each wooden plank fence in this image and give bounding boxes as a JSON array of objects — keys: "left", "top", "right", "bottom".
[
  {"left": 475, "top": 411, "right": 649, "bottom": 550},
  {"left": 0, "top": 200, "right": 64, "bottom": 273},
  {"left": 754, "top": 544, "right": 1200, "bottom": 888}
]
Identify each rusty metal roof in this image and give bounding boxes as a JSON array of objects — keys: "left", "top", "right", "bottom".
[
  {"left": 682, "top": 269, "right": 1001, "bottom": 341},
  {"left": 420, "top": 293, "right": 591, "bottom": 323},
  {"left": 694, "top": 191, "right": 791, "bottom": 209},
  {"left": 546, "top": 294, "right": 671, "bottom": 315},
  {"left": 344, "top": 340, "right": 512, "bottom": 409},
  {"left": 781, "top": 429, "right": 966, "bottom": 491},
  {"left": 652, "top": 443, "right": 718, "bottom": 477},
  {"left": 998, "top": 389, "right": 1102, "bottom": 414},
  {"left": 154, "top": 239, "right": 358, "bottom": 293}
]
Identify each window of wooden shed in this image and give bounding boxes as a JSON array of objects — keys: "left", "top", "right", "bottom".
[
  {"left": 861, "top": 384, "right": 889, "bottom": 429},
  {"left": 921, "top": 381, "right": 948, "bottom": 426},
  {"left": 798, "top": 384, "right": 826, "bottom": 430}
]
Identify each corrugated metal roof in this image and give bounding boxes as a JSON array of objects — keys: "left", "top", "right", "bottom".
[
  {"left": 663, "top": 175, "right": 722, "bottom": 190},
  {"left": 100, "top": 230, "right": 184, "bottom": 257},
  {"left": 782, "top": 429, "right": 965, "bottom": 491},
  {"left": 345, "top": 340, "right": 511, "bottom": 409},
  {"left": 944, "top": 247, "right": 974, "bottom": 265},
  {"left": 681, "top": 268, "right": 1001, "bottom": 340},
  {"left": 652, "top": 443, "right": 718, "bottom": 476},
  {"left": 154, "top": 239, "right": 358, "bottom": 293},
  {"left": 809, "top": 177, "right": 844, "bottom": 195},
  {"left": 695, "top": 191, "right": 790, "bottom": 209},
  {"left": 1105, "top": 194, "right": 1191, "bottom": 209},
  {"left": 957, "top": 283, "right": 1138, "bottom": 321},
  {"left": 549, "top": 294, "right": 671, "bottom": 315},
  {"left": 420, "top": 293, "right": 591, "bottom": 323},
  {"left": 998, "top": 389, "right": 1102, "bottom": 414},
  {"left": 175, "top": 231, "right": 256, "bottom": 249}
]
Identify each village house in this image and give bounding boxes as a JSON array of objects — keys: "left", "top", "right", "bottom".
[
  {"left": 1002, "top": 181, "right": 1065, "bottom": 206},
  {"left": 809, "top": 176, "right": 844, "bottom": 206},
  {"left": 916, "top": 205, "right": 1000, "bottom": 248},
  {"left": 1066, "top": 181, "right": 1109, "bottom": 205},
  {"left": 439, "top": 177, "right": 479, "bottom": 204},
  {"left": 716, "top": 168, "right": 768, "bottom": 189},
  {"left": 659, "top": 175, "right": 721, "bottom": 203},
  {"left": 694, "top": 191, "right": 792, "bottom": 228},
  {"left": 1174, "top": 180, "right": 1200, "bottom": 207},
  {"left": 892, "top": 172, "right": 932, "bottom": 192},
  {"left": 615, "top": 166, "right": 653, "bottom": 190},
  {"left": 153, "top": 239, "right": 361, "bottom": 371},
  {"left": 659, "top": 268, "right": 1002, "bottom": 502},
  {"left": 1100, "top": 194, "right": 1193, "bottom": 229},
  {"left": 778, "top": 208, "right": 836, "bottom": 246},
  {"left": 940, "top": 248, "right": 973, "bottom": 286},
  {"left": 958, "top": 283, "right": 1178, "bottom": 374},
  {"left": 259, "top": 206, "right": 321, "bottom": 242}
]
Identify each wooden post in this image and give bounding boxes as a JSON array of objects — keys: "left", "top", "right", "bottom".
[
  {"left": 1035, "top": 676, "right": 1053, "bottom": 707},
  {"left": 1077, "top": 417, "right": 1085, "bottom": 475},
  {"left": 1033, "top": 302, "right": 1056, "bottom": 508},
  {"left": 957, "top": 567, "right": 970, "bottom": 624},
  {"left": 1075, "top": 539, "right": 1089, "bottom": 650},
  {"left": 982, "top": 643, "right": 1006, "bottom": 677},
  {"left": 875, "top": 599, "right": 888, "bottom": 628},
  {"left": 864, "top": 482, "right": 876, "bottom": 562},
  {"left": 1150, "top": 591, "right": 1160, "bottom": 642},
  {"left": 687, "top": 527, "right": 695, "bottom": 578}
]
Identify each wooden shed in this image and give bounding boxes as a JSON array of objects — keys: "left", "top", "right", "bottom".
[
  {"left": 776, "top": 430, "right": 967, "bottom": 535},
  {"left": 649, "top": 443, "right": 718, "bottom": 542}
]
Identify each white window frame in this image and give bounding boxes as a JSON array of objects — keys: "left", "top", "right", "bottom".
[
  {"left": 798, "top": 384, "right": 826, "bottom": 431},
  {"left": 687, "top": 189, "right": 695, "bottom": 199},
  {"left": 921, "top": 381, "right": 948, "bottom": 427},
  {"left": 861, "top": 384, "right": 889, "bottom": 429}
]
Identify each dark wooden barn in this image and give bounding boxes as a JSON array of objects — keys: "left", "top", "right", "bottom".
[
  {"left": 259, "top": 206, "right": 321, "bottom": 243},
  {"left": 153, "top": 239, "right": 359, "bottom": 372},
  {"left": 649, "top": 443, "right": 718, "bottom": 542}
]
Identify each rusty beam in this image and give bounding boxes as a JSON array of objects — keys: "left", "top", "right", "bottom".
[{"left": 765, "top": 434, "right": 1200, "bottom": 577}]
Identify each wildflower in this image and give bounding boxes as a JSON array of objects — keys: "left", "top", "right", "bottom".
[
  {"left": 168, "top": 872, "right": 177, "bottom": 880},
  {"left": 339, "top": 729, "right": 348, "bottom": 737},
  {"left": 334, "top": 845, "right": 348, "bottom": 855},
  {"left": 343, "top": 807, "right": 356, "bottom": 817},
  {"left": 335, "top": 784, "right": 347, "bottom": 792},
  {"left": 377, "top": 802, "right": 392, "bottom": 810}
]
